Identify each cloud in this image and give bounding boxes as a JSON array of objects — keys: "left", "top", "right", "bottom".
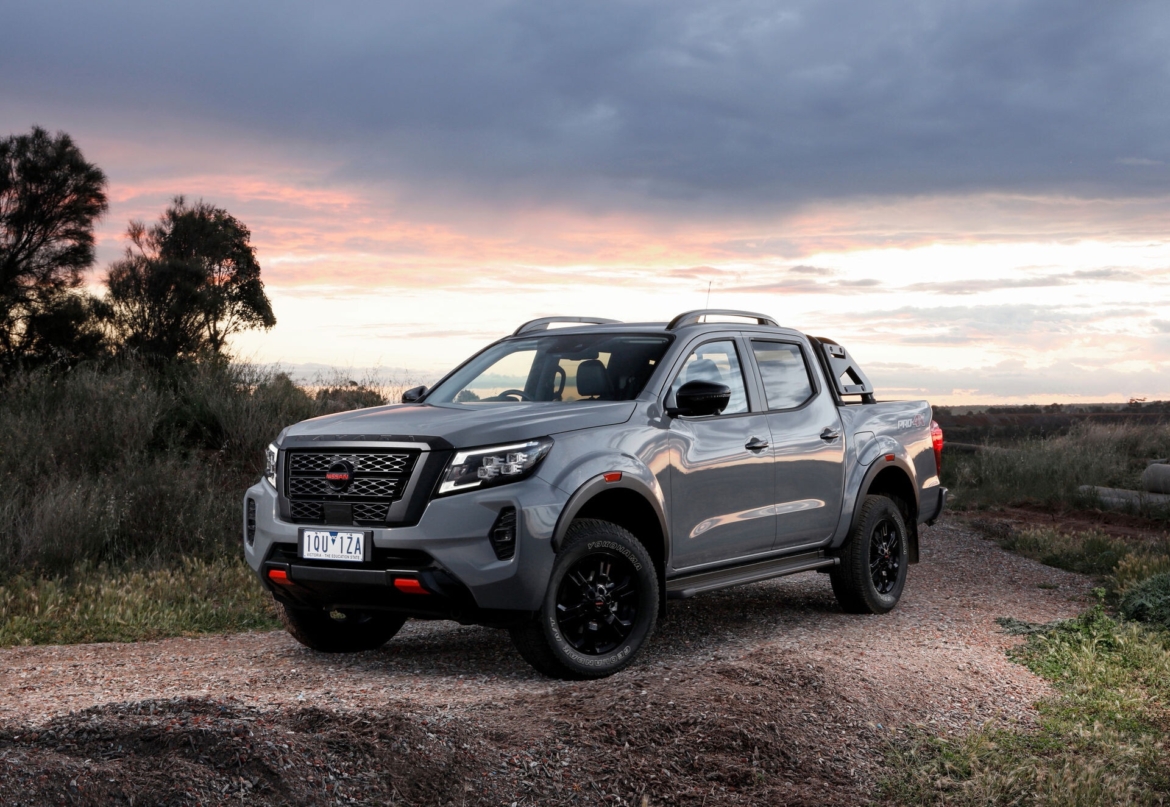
[
  {"left": 1153, "top": 319, "right": 1170, "bottom": 333},
  {"left": 905, "top": 268, "right": 1146, "bottom": 295},
  {"left": 868, "top": 359, "right": 1170, "bottom": 401},
  {"left": 3, "top": 0, "right": 1170, "bottom": 221},
  {"left": 789, "top": 265, "right": 835, "bottom": 276}
]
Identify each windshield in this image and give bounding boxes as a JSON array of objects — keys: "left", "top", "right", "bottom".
[{"left": 427, "top": 333, "right": 673, "bottom": 404}]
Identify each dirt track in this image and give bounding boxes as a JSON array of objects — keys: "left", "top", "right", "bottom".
[{"left": 0, "top": 516, "right": 1092, "bottom": 806}]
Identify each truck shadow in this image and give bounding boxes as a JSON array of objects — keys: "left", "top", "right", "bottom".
[{"left": 286, "top": 571, "right": 846, "bottom": 679}]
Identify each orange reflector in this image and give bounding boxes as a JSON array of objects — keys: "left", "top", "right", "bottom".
[
  {"left": 393, "top": 578, "right": 429, "bottom": 595},
  {"left": 267, "top": 568, "right": 292, "bottom": 585},
  {"left": 603, "top": 472, "right": 623, "bottom": 483},
  {"left": 885, "top": 453, "right": 896, "bottom": 462}
]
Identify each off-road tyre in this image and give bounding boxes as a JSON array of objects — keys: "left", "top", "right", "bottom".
[
  {"left": 276, "top": 600, "right": 407, "bottom": 653},
  {"left": 830, "top": 494, "right": 909, "bottom": 615},
  {"left": 510, "top": 518, "right": 659, "bottom": 680}
]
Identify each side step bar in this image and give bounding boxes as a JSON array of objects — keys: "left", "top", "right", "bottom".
[{"left": 666, "top": 551, "right": 839, "bottom": 600}]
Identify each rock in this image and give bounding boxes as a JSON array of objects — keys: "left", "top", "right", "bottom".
[{"left": 1141, "top": 462, "right": 1170, "bottom": 494}]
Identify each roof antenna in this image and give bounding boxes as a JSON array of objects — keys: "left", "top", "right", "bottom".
[{"left": 705, "top": 280, "right": 712, "bottom": 308}]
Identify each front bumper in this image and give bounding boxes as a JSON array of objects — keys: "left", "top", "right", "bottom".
[{"left": 242, "top": 474, "right": 566, "bottom": 618}]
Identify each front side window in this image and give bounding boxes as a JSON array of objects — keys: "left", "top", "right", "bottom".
[
  {"left": 751, "top": 340, "right": 815, "bottom": 410},
  {"left": 428, "top": 333, "right": 673, "bottom": 404},
  {"left": 669, "top": 339, "right": 749, "bottom": 415}
]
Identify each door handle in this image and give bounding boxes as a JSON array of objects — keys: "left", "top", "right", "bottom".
[
  {"left": 820, "top": 427, "right": 841, "bottom": 441},
  {"left": 745, "top": 437, "right": 770, "bottom": 451}
]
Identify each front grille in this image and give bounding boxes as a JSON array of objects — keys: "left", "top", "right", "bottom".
[
  {"left": 288, "top": 477, "right": 403, "bottom": 498},
  {"left": 351, "top": 502, "right": 391, "bottom": 522},
  {"left": 285, "top": 449, "right": 419, "bottom": 526},
  {"left": 289, "top": 453, "right": 412, "bottom": 474}
]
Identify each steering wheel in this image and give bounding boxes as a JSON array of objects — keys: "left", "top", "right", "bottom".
[{"left": 493, "top": 389, "right": 532, "bottom": 402}]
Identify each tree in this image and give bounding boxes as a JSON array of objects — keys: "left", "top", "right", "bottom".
[
  {"left": 106, "top": 197, "right": 276, "bottom": 359},
  {"left": 0, "top": 127, "right": 108, "bottom": 365}
]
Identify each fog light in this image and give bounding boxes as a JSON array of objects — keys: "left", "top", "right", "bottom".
[
  {"left": 489, "top": 507, "right": 517, "bottom": 560},
  {"left": 245, "top": 498, "right": 257, "bottom": 546}
]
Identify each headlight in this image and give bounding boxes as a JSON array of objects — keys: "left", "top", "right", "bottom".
[
  {"left": 265, "top": 443, "right": 278, "bottom": 488},
  {"left": 437, "top": 438, "right": 553, "bottom": 496}
]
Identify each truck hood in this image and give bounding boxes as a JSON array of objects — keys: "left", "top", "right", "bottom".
[{"left": 281, "top": 401, "right": 637, "bottom": 448}]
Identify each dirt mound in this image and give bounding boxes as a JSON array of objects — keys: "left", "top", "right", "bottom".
[
  {"left": 0, "top": 698, "right": 478, "bottom": 806},
  {"left": 0, "top": 659, "right": 870, "bottom": 806}
]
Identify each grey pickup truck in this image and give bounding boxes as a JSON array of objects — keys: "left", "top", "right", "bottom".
[{"left": 243, "top": 309, "right": 946, "bottom": 679}]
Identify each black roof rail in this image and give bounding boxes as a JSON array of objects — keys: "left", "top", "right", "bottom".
[
  {"left": 513, "top": 316, "right": 621, "bottom": 336},
  {"left": 666, "top": 309, "right": 779, "bottom": 331}
]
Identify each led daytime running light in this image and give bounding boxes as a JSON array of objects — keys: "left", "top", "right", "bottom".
[
  {"left": 265, "top": 443, "right": 278, "bottom": 488},
  {"left": 438, "top": 438, "right": 552, "bottom": 495}
]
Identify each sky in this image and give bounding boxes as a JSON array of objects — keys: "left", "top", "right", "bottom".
[{"left": 2, "top": 0, "right": 1169, "bottom": 404}]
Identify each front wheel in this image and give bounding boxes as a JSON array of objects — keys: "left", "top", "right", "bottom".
[
  {"left": 276, "top": 601, "right": 407, "bottom": 653},
  {"left": 510, "top": 519, "right": 659, "bottom": 679},
  {"left": 830, "top": 495, "right": 910, "bottom": 614}
]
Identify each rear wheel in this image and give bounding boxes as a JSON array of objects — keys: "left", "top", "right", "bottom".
[
  {"left": 510, "top": 518, "right": 658, "bottom": 679},
  {"left": 830, "top": 494, "right": 909, "bottom": 614},
  {"left": 276, "top": 601, "right": 407, "bottom": 652}
]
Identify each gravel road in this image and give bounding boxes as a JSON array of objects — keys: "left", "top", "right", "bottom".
[{"left": 0, "top": 516, "right": 1092, "bottom": 805}]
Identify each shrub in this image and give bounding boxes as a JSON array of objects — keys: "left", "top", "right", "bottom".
[
  {"left": 944, "top": 422, "right": 1170, "bottom": 515},
  {"left": 1121, "top": 573, "right": 1170, "bottom": 629},
  {"left": 1112, "top": 554, "right": 1170, "bottom": 595},
  {"left": 0, "top": 359, "right": 389, "bottom": 576}
]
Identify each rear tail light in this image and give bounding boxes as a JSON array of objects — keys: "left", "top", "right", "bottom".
[{"left": 930, "top": 420, "right": 944, "bottom": 477}]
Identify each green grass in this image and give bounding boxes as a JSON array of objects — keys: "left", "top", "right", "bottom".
[
  {"left": 885, "top": 602, "right": 1170, "bottom": 805},
  {"left": 0, "top": 555, "right": 279, "bottom": 646},
  {"left": 972, "top": 523, "right": 1170, "bottom": 596}
]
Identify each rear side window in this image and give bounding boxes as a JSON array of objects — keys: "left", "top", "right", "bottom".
[{"left": 751, "top": 341, "right": 814, "bottom": 410}]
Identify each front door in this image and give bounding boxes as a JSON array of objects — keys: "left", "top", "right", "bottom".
[
  {"left": 667, "top": 338, "right": 776, "bottom": 571},
  {"left": 748, "top": 339, "right": 846, "bottom": 550}
]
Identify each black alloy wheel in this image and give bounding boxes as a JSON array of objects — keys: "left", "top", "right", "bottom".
[
  {"left": 869, "top": 517, "right": 902, "bottom": 595},
  {"left": 554, "top": 550, "right": 640, "bottom": 655},
  {"left": 510, "top": 518, "right": 659, "bottom": 679},
  {"left": 829, "top": 494, "right": 910, "bottom": 614}
]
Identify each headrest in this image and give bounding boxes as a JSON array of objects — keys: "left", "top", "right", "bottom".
[
  {"left": 686, "top": 358, "right": 723, "bottom": 384},
  {"left": 576, "top": 359, "right": 610, "bottom": 397}
]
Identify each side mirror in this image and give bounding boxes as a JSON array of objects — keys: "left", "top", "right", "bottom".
[
  {"left": 667, "top": 381, "right": 731, "bottom": 418},
  {"left": 401, "top": 385, "right": 427, "bottom": 403}
]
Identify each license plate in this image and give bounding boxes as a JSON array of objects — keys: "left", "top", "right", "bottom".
[{"left": 300, "top": 529, "right": 367, "bottom": 562}]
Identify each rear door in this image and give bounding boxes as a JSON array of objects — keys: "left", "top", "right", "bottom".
[
  {"left": 666, "top": 336, "right": 776, "bottom": 571},
  {"left": 747, "top": 338, "right": 846, "bottom": 550}
]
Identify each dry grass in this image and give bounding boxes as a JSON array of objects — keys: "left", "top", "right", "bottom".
[
  {"left": 0, "top": 360, "right": 413, "bottom": 575},
  {"left": 944, "top": 422, "right": 1170, "bottom": 517},
  {"left": 0, "top": 359, "right": 414, "bottom": 646},
  {"left": 0, "top": 555, "right": 278, "bottom": 646}
]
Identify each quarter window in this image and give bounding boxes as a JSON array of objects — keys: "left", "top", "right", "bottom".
[
  {"left": 670, "top": 340, "right": 749, "bottom": 415},
  {"left": 751, "top": 341, "right": 814, "bottom": 410}
]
